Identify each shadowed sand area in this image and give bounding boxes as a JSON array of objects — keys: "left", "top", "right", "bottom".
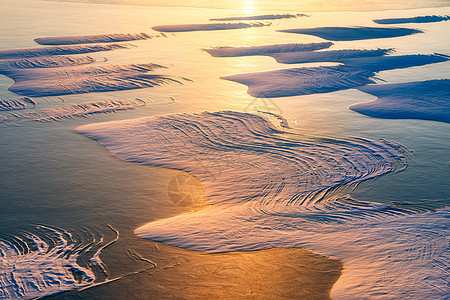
[
  {"left": 204, "top": 42, "right": 333, "bottom": 57},
  {"left": 279, "top": 26, "right": 422, "bottom": 41},
  {"left": 0, "top": 99, "right": 146, "bottom": 123},
  {"left": 35, "top": 33, "right": 151, "bottom": 45},
  {"left": 0, "top": 44, "right": 130, "bottom": 59},
  {"left": 0, "top": 56, "right": 96, "bottom": 70},
  {"left": 351, "top": 79, "right": 450, "bottom": 123},
  {"left": 222, "top": 54, "right": 448, "bottom": 98},
  {"left": 374, "top": 15, "right": 450, "bottom": 24},
  {"left": 210, "top": 13, "right": 307, "bottom": 21},
  {"left": 268, "top": 48, "right": 393, "bottom": 64},
  {"left": 2, "top": 62, "right": 182, "bottom": 97},
  {"left": 43, "top": 245, "right": 342, "bottom": 300},
  {"left": 0, "top": 97, "right": 35, "bottom": 111},
  {"left": 37, "top": 99, "right": 146, "bottom": 121},
  {"left": 152, "top": 22, "right": 269, "bottom": 32}
]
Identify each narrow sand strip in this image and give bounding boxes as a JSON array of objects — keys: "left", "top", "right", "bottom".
[
  {"left": 34, "top": 33, "right": 152, "bottom": 45},
  {"left": 374, "top": 15, "right": 450, "bottom": 24},
  {"left": 278, "top": 26, "right": 422, "bottom": 41},
  {"left": 210, "top": 13, "right": 307, "bottom": 21},
  {"left": 204, "top": 42, "right": 333, "bottom": 57},
  {"left": 0, "top": 44, "right": 130, "bottom": 59},
  {"left": 152, "top": 22, "right": 269, "bottom": 32}
]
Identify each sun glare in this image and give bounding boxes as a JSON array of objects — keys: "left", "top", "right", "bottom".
[{"left": 242, "top": 0, "right": 258, "bottom": 14}]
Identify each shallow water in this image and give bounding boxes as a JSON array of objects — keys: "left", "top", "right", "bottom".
[{"left": 0, "top": 0, "right": 449, "bottom": 298}]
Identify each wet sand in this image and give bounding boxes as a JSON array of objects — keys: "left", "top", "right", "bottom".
[{"left": 45, "top": 244, "right": 342, "bottom": 300}]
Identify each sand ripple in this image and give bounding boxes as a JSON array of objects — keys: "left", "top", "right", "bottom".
[
  {"left": 0, "top": 44, "right": 130, "bottom": 59},
  {"left": 35, "top": 33, "right": 152, "bottom": 45},
  {"left": 76, "top": 111, "right": 449, "bottom": 299},
  {"left": 0, "top": 225, "right": 117, "bottom": 299}
]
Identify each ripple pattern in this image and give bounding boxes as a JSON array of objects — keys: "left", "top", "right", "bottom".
[
  {"left": 4, "top": 63, "right": 182, "bottom": 97},
  {"left": 0, "top": 44, "right": 130, "bottom": 59},
  {"left": 76, "top": 111, "right": 449, "bottom": 299},
  {"left": 204, "top": 42, "right": 333, "bottom": 57},
  {"left": 35, "top": 33, "right": 152, "bottom": 45},
  {"left": 0, "top": 225, "right": 117, "bottom": 299}
]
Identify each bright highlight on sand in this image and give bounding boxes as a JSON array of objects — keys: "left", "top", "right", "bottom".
[{"left": 76, "top": 111, "right": 449, "bottom": 299}]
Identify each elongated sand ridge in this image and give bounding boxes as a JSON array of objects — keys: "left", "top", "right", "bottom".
[
  {"left": 38, "top": 99, "right": 146, "bottom": 121},
  {"left": 210, "top": 13, "right": 307, "bottom": 21},
  {"left": 76, "top": 111, "right": 449, "bottom": 299},
  {"left": 224, "top": 65, "right": 375, "bottom": 97},
  {"left": 351, "top": 79, "right": 450, "bottom": 123},
  {"left": 0, "top": 98, "right": 35, "bottom": 111},
  {"left": 269, "top": 48, "right": 393, "bottom": 64},
  {"left": 373, "top": 14, "right": 450, "bottom": 24},
  {"left": 152, "top": 22, "right": 269, "bottom": 32},
  {"left": 222, "top": 54, "right": 448, "bottom": 98},
  {"left": 2, "top": 63, "right": 181, "bottom": 97},
  {"left": 0, "top": 56, "right": 96, "bottom": 70},
  {"left": 0, "top": 99, "right": 146, "bottom": 123},
  {"left": 0, "top": 44, "right": 130, "bottom": 59},
  {"left": 34, "top": 33, "right": 151, "bottom": 45},
  {"left": 0, "top": 226, "right": 117, "bottom": 299},
  {"left": 203, "top": 42, "right": 333, "bottom": 57},
  {"left": 279, "top": 26, "right": 422, "bottom": 41}
]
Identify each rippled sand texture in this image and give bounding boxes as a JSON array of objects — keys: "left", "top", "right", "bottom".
[
  {"left": 34, "top": 33, "right": 153, "bottom": 45},
  {"left": 374, "top": 14, "right": 450, "bottom": 24},
  {"left": 152, "top": 22, "right": 269, "bottom": 32},
  {"left": 9, "top": 63, "right": 181, "bottom": 97},
  {"left": 0, "top": 55, "right": 182, "bottom": 97},
  {"left": 210, "top": 13, "right": 307, "bottom": 21},
  {"left": 0, "top": 226, "right": 117, "bottom": 299},
  {"left": 204, "top": 42, "right": 333, "bottom": 57},
  {"left": 225, "top": 66, "right": 376, "bottom": 97},
  {"left": 0, "top": 33, "right": 185, "bottom": 97},
  {"left": 222, "top": 54, "right": 448, "bottom": 98},
  {"left": 0, "top": 44, "right": 130, "bottom": 59},
  {"left": 268, "top": 48, "right": 393, "bottom": 64},
  {"left": 76, "top": 111, "right": 449, "bottom": 299},
  {"left": 0, "top": 97, "right": 35, "bottom": 111},
  {"left": 351, "top": 79, "right": 450, "bottom": 123},
  {"left": 278, "top": 26, "right": 423, "bottom": 41}
]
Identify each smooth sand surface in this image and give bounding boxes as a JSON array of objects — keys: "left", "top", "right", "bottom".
[{"left": 44, "top": 245, "right": 342, "bottom": 300}]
